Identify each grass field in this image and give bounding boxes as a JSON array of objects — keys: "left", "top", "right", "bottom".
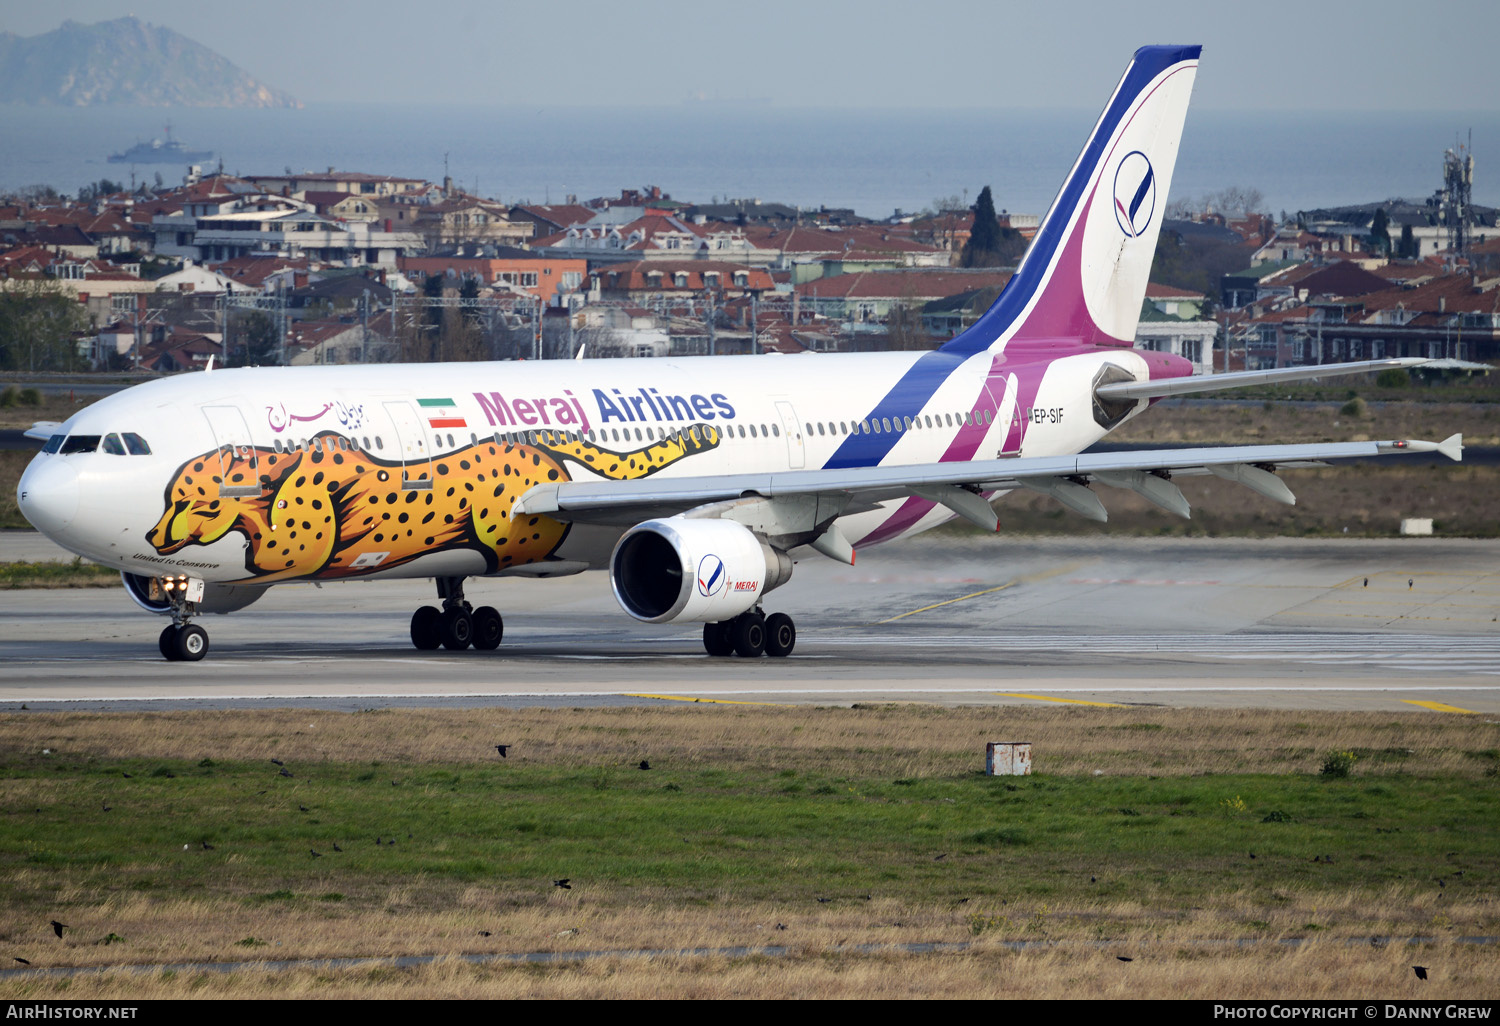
[
  {"left": 1, "top": 705, "right": 1496, "bottom": 998},
  {"left": 0, "top": 558, "right": 118, "bottom": 588}
]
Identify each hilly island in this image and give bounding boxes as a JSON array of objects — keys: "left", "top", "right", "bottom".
[{"left": 0, "top": 16, "right": 299, "bottom": 107}]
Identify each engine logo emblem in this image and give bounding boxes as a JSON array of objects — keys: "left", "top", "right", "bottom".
[{"left": 697, "top": 554, "right": 726, "bottom": 597}]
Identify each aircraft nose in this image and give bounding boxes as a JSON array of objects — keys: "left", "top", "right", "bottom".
[{"left": 16, "top": 457, "right": 80, "bottom": 537}]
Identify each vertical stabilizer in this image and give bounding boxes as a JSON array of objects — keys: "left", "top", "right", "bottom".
[{"left": 941, "top": 45, "right": 1201, "bottom": 356}]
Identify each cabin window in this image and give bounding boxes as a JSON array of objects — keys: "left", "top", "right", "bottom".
[
  {"left": 60, "top": 435, "right": 101, "bottom": 454},
  {"left": 375, "top": 436, "right": 384, "bottom": 450},
  {"left": 816, "top": 423, "right": 826, "bottom": 436},
  {"left": 122, "top": 432, "right": 151, "bottom": 455}
]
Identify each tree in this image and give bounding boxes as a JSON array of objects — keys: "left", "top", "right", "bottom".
[
  {"left": 1398, "top": 223, "right": 1418, "bottom": 260},
  {"left": 458, "top": 275, "right": 482, "bottom": 331},
  {"left": 0, "top": 280, "right": 89, "bottom": 372},
  {"left": 961, "top": 186, "right": 1001, "bottom": 267},
  {"left": 883, "top": 303, "right": 932, "bottom": 351},
  {"left": 77, "top": 178, "right": 124, "bottom": 204},
  {"left": 1368, "top": 207, "right": 1391, "bottom": 255},
  {"left": 234, "top": 311, "right": 281, "bottom": 367}
]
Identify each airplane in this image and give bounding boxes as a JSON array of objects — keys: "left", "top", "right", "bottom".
[{"left": 15, "top": 44, "right": 1462, "bottom": 663}]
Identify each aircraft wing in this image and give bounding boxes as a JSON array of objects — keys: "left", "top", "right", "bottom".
[
  {"left": 1095, "top": 358, "right": 1427, "bottom": 401},
  {"left": 515, "top": 433, "right": 1463, "bottom": 529}
]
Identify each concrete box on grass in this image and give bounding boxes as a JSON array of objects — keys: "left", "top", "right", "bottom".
[
  {"left": 1400, "top": 518, "right": 1433, "bottom": 536},
  {"left": 986, "top": 742, "right": 1032, "bottom": 776}
]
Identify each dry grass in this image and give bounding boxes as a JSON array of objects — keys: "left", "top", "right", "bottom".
[
  {"left": 990, "top": 464, "right": 1499, "bottom": 537},
  {"left": 3, "top": 705, "right": 1496, "bottom": 779},
  {"left": 3, "top": 940, "right": 1492, "bottom": 1000},
  {"left": 0, "top": 388, "right": 100, "bottom": 431},
  {"left": 1, "top": 705, "right": 1497, "bottom": 998},
  {"left": 1113, "top": 399, "right": 1500, "bottom": 448}
]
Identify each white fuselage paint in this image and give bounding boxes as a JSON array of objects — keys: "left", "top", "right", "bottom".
[{"left": 18, "top": 346, "right": 1153, "bottom": 588}]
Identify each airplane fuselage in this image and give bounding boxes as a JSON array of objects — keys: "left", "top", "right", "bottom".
[{"left": 17, "top": 342, "right": 1186, "bottom": 589}]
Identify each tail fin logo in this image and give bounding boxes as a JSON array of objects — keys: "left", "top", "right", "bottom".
[{"left": 1112, "top": 151, "right": 1156, "bottom": 238}]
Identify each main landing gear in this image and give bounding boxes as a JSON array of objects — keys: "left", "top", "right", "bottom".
[
  {"left": 703, "top": 609, "right": 796, "bottom": 658},
  {"left": 410, "top": 576, "right": 503, "bottom": 652}
]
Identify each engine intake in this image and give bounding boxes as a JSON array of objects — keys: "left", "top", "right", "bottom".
[{"left": 610, "top": 517, "right": 792, "bottom": 624}]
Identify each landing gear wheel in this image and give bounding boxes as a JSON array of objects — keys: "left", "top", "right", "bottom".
[
  {"left": 410, "top": 606, "right": 442, "bottom": 650},
  {"left": 765, "top": 613, "right": 796, "bottom": 658},
  {"left": 731, "top": 612, "right": 767, "bottom": 658},
  {"left": 703, "top": 621, "right": 734, "bottom": 657},
  {"left": 440, "top": 607, "right": 474, "bottom": 650},
  {"left": 472, "top": 606, "right": 503, "bottom": 650},
  {"left": 159, "top": 624, "right": 179, "bottom": 661},
  {"left": 172, "top": 624, "right": 209, "bottom": 662}
]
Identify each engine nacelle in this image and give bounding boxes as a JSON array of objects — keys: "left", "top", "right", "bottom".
[
  {"left": 610, "top": 517, "right": 792, "bottom": 624},
  {"left": 121, "top": 572, "right": 267, "bottom": 616}
]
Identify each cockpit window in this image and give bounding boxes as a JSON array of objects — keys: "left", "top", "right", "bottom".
[
  {"left": 122, "top": 432, "right": 151, "bottom": 455},
  {"left": 101, "top": 433, "right": 127, "bottom": 455},
  {"left": 42, "top": 434, "right": 64, "bottom": 454},
  {"left": 59, "top": 435, "right": 102, "bottom": 454}
]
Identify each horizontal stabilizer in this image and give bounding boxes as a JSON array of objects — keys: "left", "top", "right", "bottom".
[
  {"left": 1095, "top": 359, "right": 1428, "bottom": 402},
  {"left": 23, "top": 421, "right": 62, "bottom": 442}
]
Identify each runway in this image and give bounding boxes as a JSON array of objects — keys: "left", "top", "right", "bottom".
[{"left": 2, "top": 532, "right": 1498, "bottom": 712}]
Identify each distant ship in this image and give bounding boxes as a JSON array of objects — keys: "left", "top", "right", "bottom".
[{"left": 108, "top": 125, "right": 214, "bottom": 165}]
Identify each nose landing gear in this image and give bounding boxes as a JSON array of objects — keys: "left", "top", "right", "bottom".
[
  {"left": 157, "top": 576, "right": 209, "bottom": 662},
  {"left": 410, "top": 576, "right": 503, "bottom": 652},
  {"left": 159, "top": 622, "right": 209, "bottom": 662}
]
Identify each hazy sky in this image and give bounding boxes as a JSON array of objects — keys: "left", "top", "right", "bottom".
[{"left": 3, "top": 0, "right": 1498, "bottom": 110}]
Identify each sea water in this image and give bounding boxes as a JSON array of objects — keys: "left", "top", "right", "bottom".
[{"left": 1, "top": 103, "right": 1495, "bottom": 221}]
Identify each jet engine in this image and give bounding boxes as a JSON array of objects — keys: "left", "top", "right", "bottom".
[
  {"left": 610, "top": 517, "right": 792, "bottom": 624},
  {"left": 121, "top": 572, "right": 267, "bottom": 616}
]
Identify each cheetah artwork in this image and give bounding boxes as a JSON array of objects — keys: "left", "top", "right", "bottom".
[{"left": 147, "top": 427, "right": 722, "bottom": 584}]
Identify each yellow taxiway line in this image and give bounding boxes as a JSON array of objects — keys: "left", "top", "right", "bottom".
[{"left": 1401, "top": 699, "right": 1478, "bottom": 714}]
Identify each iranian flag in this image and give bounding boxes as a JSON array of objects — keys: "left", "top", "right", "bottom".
[{"left": 417, "top": 397, "right": 467, "bottom": 429}]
